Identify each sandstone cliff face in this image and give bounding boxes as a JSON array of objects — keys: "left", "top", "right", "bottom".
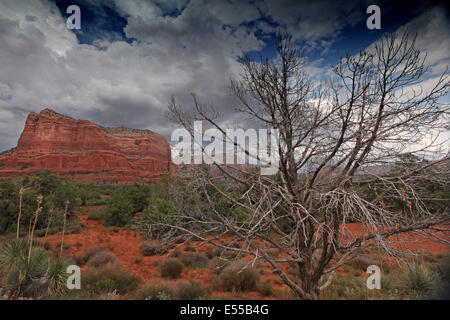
[{"left": 0, "top": 108, "right": 172, "bottom": 184}]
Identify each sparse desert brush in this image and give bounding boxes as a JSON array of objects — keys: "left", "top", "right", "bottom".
[
  {"left": 205, "top": 247, "right": 220, "bottom": 259},
  {"left": 180, "top": 252, "right": 209, "bottom": 269},
  {"left": 87, "top": 250, "right": 120, "bottom": 268},
  {"left": 256, "top": 281, "right": 273, "bottom": 297},
  {"left": 160, "top": 258, "right": 184, "bottom": 279},
  {"left": 135, "top": 282, "right": 174, "bottom": 300},
  {"left": 209, "top": 257, "right": 230, "bottom": 275},
  {"left": 140, "top": 242, "right": 168, "bottom": 256},
  {"left": 321, "top": 275, "right": 368, "bottom": 300},
  {"left": 72, "top": 254, "right": 85, "bottom": 266},
  {"left": 83, "top": 264, "right": 141, "bottom": 295},
  {"left": 266, "top": 248, "right": 280, "bottom": 258},
  {"left": 175, "top": 280, "right": 208, "bottom": 300},
  {"left": 39, "top": 241, "right": 51, "bottom": 250},
  {"left": 183, "top": 243, "right": 196, "bottom": 252},
  {"left": 347, "top": 254, "right": 382, "bottom": 271},
  {"left": 169, "top": 250, "right": 182, "bottom": 258},
  {"left": 82, "top": 246, "right": 106, "bottom": 264},
  {"left": 216, "top": 261, "right": 260, "bottom": 292}
]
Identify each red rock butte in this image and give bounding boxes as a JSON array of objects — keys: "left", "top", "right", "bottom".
[{"left": 0, "top": 108, "right": 173, "bottom": 184}]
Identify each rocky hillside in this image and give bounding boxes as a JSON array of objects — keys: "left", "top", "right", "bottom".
[{"left": 0, "top": 108, "right": 172, "bottom": 184}]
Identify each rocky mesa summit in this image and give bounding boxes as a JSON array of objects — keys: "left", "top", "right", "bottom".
[{"left": 0, "top": 108, "right": 173, "bottom": 184}]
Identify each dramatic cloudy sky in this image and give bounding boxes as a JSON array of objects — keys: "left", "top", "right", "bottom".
[{"left": 0, "top": 0, "right": 449, "bottom": 151}]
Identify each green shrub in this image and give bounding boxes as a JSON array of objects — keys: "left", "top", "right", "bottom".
[
  {"left": 160, "top": 258, "right": 184, "bottom": 279},
  {"left": 216, "top": 261, "right": 260, "bottom": 292},
  {"left": 87, "top": 211, "right": 105, "bottom": 220},
  {"left": 104, "top": 192, "right": 134, "bottom": 227}
]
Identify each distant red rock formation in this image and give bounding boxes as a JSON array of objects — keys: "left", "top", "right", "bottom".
[{"left": 0, "top": 108, "right": 173, "bottom": 184}]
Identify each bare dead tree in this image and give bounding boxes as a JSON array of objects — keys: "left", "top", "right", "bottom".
[{"left": 142, "top": 32, "right": 450, "bottom": 299}]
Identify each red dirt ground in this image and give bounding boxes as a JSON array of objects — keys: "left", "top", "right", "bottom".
[{"left": 40, "top": 206, "right": 449, "bottom": 299}]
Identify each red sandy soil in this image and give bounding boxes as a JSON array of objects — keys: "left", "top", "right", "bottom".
[
  {"left": 339, "top": 223, "right": 450, "bottom": 254},
  {"left": 40, "top": 206, "right": 449, "bottom": 299},
  {"left": 42, "top": 206, "right": 285, "bottom": 298}
]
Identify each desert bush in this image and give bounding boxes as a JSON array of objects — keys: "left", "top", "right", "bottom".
[
  {"left": 184, "top": 244, "right": 196, "bottom": 252},
  {"left": 169, "top": 250, "right": 182, "bottom": 258},
  {"left": 216, "top": 261, "right": 260, "bottom": 292},
  {"left": 180, "top": 252, "right": 209, "bottom": 269},
  {"left": 135, "top": 283, "right": 174, "bottom": 300},
  {"left": 431, "top": 255, "right": 450, "bottom": 299},
  {"left": 82, "top": 246, "right": 106, "bottom": 265},
  {"left": 86, "top": 250, "right": 119, "bottom": 268},
  {"left": 347, "top": 254, "right": 382, "bottom": 271},
  {"left": 83, "top": 265, "right": 141, "bottom": 295},
  {"left": 256, "top": 281, "right": 273, "bottom": 297},
  {"left": 266, "top": 248, "right": 280, "bottom": 258},
  {"left": 322, "top": 275, "right": 368, "bottom": 299},
  {"left": 175, "top": 280, "right": 207, "bottom": 300},
  {"left": 205, "top": 247, "right": 220, "bottom": 259},
  {"left": 103, "top": 192, "right": 134, "bottom": 227},
  {"left": 87, "top": 210, "right": 105, "bottom": 220},
  {"left": 160, "top": 258, "right": 184, "bottom": 279},
  {"left": 209, "top": 257, "right": 230, "bottom": 275},
  {"left": 140, "top": 242, "right": 168, "bottom": 256}
]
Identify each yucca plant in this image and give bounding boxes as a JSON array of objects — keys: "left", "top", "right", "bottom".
[
  {"left": 2, "top": 243, "right": 48, "bottom": 297},
  {"left": 400, "top": 263, "right": 441, "bottom": 298},
  {"left": 0, "top": 238, "right": 29, "bottom": 270},
  {"left": 45, "top": 258, "right": 71, "bottom": 296}
]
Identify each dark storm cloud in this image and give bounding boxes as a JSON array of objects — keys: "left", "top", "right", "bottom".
[{"left": 0, "top": 0, "right": 448, "bottom": 151}]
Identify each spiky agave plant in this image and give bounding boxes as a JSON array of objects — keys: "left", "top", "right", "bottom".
[
  {"left": 0, "top": 240, "right": 48, "bottom": 297},
  {"left": 45, "top": 257, "right": 71, "bottom": 296},
  {"left": 400, "top": 262, "right": 441, "bottom": 298}
]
